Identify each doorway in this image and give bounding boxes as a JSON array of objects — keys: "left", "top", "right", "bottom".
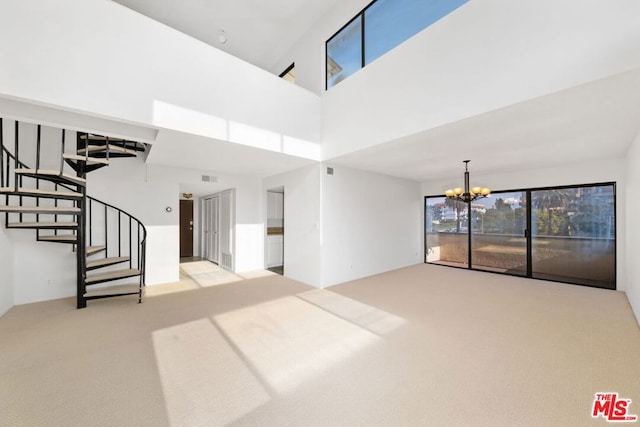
[
  {"left": 179, "top": 199, "right": 194, "bottom": 258},
  {"left": 266, "top": 187, "right": 284, "bottom": 275},
  {"left": 201, "top": 189, "right": 235, "bottom": 270}
]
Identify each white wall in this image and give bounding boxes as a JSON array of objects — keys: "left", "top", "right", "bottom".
[
  {"left": 275, "top": 0, "right": 640, "bottom": 102},
  {"left": 11, "top": 232, "right": 77, "bottom": 305},
  {"left": 0, "top": 0, "right": 321, "bottom": 151},
  {"left": 270, "top": 0, "right": 370, "bottom": 94},
  {"left": 2, "top": 121, "right": 81, "bottom": 304},
  {"left": 625, "top": 132, "right": 640, "bottom": 324},
  {"left": 90, "top": 158, "right": 263, "bottom": 282},
  {"left": 319, "top": 0, "right": 640, "bottom": 159},
  {"left": 263, "top": 164, "right": 323, "bottom": 287},
  {"left": 0, "top": 226, "right": 14, "bottom": 315},
  {"left": 321, "top": 165, "right": 422, "bottom": 287},
  {"left": 422, "top": 158, "right": 628, "bottom": 291},
  {"left": 263, "top": 164, "right": 422, "bottom": 288},
  {"left": 89, "top": 157, "right": 180, "bottom": 285}
]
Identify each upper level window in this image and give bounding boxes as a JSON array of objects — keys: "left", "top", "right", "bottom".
[
  {"left": 326, "top": 0, "right": 469, "bottom": 89},
  {"left": 279, "top": 63, "right": 296, "bottom": 83},
  {"left": 327, "top": 17, "right": 362, "bottom": 88}
]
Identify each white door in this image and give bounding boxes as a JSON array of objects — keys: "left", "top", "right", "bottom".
[
  {"left": 211, "top": 196, "right": 220, "bottom": 264},
  {"left": 202, "top": 196, "right": 220, "bottom": 264}
]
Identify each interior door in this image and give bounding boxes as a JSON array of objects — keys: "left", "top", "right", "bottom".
[
  {"left": 179, "top": 199, "right": 194, "bottom": 258},
  {"left": 203, "top": 198, "right": 211, "bottom": 261},
  {"left": 202, "top": 196, "right": 220, "bottom": 264}
]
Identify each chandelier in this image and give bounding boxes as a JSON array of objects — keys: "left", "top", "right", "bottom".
[{"left": 445, "top": 160, "right": 491, "bottom": 203}]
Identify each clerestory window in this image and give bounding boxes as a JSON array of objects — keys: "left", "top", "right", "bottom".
[
  {"left": 279, "top": 63, "right": 295, "bottom": 83},
  {"left": 326, "top": 0, "right": 469, "bottom": 89}
]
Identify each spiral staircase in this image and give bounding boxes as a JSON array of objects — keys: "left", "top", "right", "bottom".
[{"left": 0, "top": 118, "right": 147, "bottom": 308}]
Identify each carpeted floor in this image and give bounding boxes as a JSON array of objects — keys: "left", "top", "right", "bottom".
[{"left": 0, "top": 263, "right": 639, "bottom": 426}]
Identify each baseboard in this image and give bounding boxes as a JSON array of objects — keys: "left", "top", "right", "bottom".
[
  {"left": 0, "top": 303, "right": 14, "bottom": 319},
  {"left": 628, "top": 290, "right": 640, "bottom": 328}
]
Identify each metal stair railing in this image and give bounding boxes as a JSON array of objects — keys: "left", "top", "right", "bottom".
[
  {"left": 0, "top": 118, "right": 147, "bottom": 307},
  {"left": 86, "top": 195, "right": 147, "bottom": 301}
]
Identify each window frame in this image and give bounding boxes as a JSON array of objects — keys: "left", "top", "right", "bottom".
[
  {"left": 325, "top": 0, "right": 469, "bottom": 90},
  {"left": 424, "top": 181, "right": 617, "bottom": 290},
  {"left": 279, "top": 63, "right": 295, "bottom": 80},
  {"left": 325, "top": 12, "right": 366, "bottom": 90}
]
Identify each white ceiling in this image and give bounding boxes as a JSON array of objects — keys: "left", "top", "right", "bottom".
[
  {"left": 330, "top": 69, "right": 640, "bottom": 182},
  {"left": 112, "top": 0, "right": 340, "bottom": 71},
  {"left": 146, "top": 129, "right": 316, "bottom": 178},
  {"left": 146, "top": 68, "right": 640, "bottom": 183},
  {"left": 111, "top": 1, "right": 640, "bottom": 185}
]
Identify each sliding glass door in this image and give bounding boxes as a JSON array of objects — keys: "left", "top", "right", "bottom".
[
  {"left": 425, "top": 183, "right": 616, "bottom": 289},
  {"left": 471, "top": 191, "right": 527, "bottom": 276},
  {"left": 531, "top": 185, "right": 615, "bottom": 289},
  {"left": 425, "top": 196, "right": 468, "bottom": 268}
]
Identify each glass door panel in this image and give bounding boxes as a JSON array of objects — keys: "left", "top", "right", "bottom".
[
  {"left": 471, "top": 192, "right": 527, "bottom": 276},
  {"left": 425, "top": 197, "right": 469, "bottom": 268},
  {"left": 531, "top": 185, "right": 615, "bottom": 289}
]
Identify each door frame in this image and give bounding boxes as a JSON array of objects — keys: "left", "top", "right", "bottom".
[
  {"left": 265, "top": 187, "right": 285, "bottom": 273},
  {"left": 200, "top": 189, "right": 235, "bottom": 271}
]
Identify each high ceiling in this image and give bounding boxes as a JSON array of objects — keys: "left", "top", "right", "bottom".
[
  {"left": 111, "top": 0, "right": 640, "bottom": 184},
  {"left": 112, "top": 0, "right": 341, "bottom": 72},
  {"left": 330, "top": 69, "right": 640, "bottom": 182}
]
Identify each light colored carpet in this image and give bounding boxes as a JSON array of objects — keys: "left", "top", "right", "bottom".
[{"left": 0, "top": 263, "right": 639, "bottom": 426}]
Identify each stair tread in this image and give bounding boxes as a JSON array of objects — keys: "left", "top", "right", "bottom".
[
  {"left": 0, "top": 206, "right": 80, "bottom": 214},
  {"left": 39, "top": 235, "right": 77, "bottom": 242},
  {"left": 79, "top": 135, "right": 144, "bottom": 151},
  {"left": 0, "top": 187, "right": 82, "bottom": 198},
  {"left": 15, "top": 169, "right": 86, "bottom": 185},
  {"left": 62, "top": 153, "right": 110, "bottom": 165},
  {"left": 78, "top": 145, "right": 138, "bottom": 156},
  {"left": 84, "top": 283, "right": 140, "bottom": 298},
  {"left": 87, "top": 245, "right": 106, "bottom": 256},
  {"left": 86, "top": 269, "right": 141, "bottom": 284},
  {"left": 80, "top": 134, "right": 125, "bottom": 142},
  {"left": 7, "top": 222, "right": 77, "bottom": 228},
  {"left": 86, "top": 256, "right": 130, "bottom": 269}
]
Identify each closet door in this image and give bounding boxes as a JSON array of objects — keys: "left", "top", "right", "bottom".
[
  {"left": 210, "top": 196, "right": 220, "bottom": 264},
  {"left": 202, "top": 196, "right": 220, "bottom": 264}
]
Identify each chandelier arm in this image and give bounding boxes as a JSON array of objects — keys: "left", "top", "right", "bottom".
[{"left": 444, "top": 161, "right": 490, "bottom": 202}]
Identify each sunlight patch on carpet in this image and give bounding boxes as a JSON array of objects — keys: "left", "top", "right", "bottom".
[
  {"left": 297, "top": 289, "right": 406, "bottom": 335},
  {"left": 152, "top": 318, "right": 270, "bottom": 426},
  {"left": 238, "top": 270, "right": 278, "bottom": 279},
  {"left": 214, "top": 296, "right": 380, "bottom": 394},
  {"left": 180, "top": 261, "right": 243, "bottom": 287}
]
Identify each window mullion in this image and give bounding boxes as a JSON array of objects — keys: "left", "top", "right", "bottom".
[{"left": 361, "top": 12, "right": 366, "bottom": 68}]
